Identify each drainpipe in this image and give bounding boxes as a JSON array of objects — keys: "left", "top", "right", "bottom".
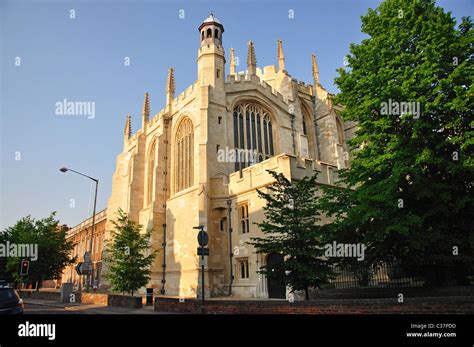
[
  {"left": 161, "top": 223, "right": 167, "bottom": 295},
  {"left": 227, "top": 199, "right": 234, "bottom": 296},
  {"left": 311, "top": 95, "right": 322, "bottom": 160},
  {"left": 161, "top": 118, "right": 170, "bottom": 295},
  {"left": 290, "top": 114, "right": 296, "bottom": 156}
]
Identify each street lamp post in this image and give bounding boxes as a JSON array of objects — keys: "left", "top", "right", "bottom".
[{"left": 60, "top": 167, "right": 98, "bottom": 292}]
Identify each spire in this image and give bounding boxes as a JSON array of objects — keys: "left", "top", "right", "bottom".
[
  {"left": 277, "top": 39, "right": 285, "bottom": 71},
  {"left": 166, "top": 67, "right": 175, "bottom": 110},
  {"left": 230, "top": 48, "right": 236, "bottom": 76},
  {"left": 142, "top": 92, "right": 150, "bottom": 123},
  {"left": 247, "top": 40, "right": 256, "bottom": 75},
  {"left": 167, "top": 67, "right": 175, "bottom": 96},
  {"left": 124, "top": 113, "right": 131, "bottom": 140},
  {"left": 311, "top": 54, "right": 320, "bottom": 86}
]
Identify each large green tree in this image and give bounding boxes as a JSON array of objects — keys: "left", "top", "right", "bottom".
[
  {"left": 320, "top": 0, "right": 473, "bottom": 277},
  {"left": 250, "top": 171, "right": 332, "bottom": 300},
  {"left": 1, "top": 213, "right": 76, "bottom": 288},
  {"left": 105, "top": 209, "right": 157, "bottom": 296}
]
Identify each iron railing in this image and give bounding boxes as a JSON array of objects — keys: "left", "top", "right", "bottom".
[{"left": 324, "top": 262, "right": 472, "bottom": 289}]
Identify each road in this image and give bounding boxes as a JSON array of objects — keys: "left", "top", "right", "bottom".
[
  {"left": 23, "top": 302, "right": 167, "bottom": 314},
  {"left": 24, "top": 303, "right": 79, "bottom": 314},
  {"left": 24, "top": 303, "right": 85, "bottom": 314}
]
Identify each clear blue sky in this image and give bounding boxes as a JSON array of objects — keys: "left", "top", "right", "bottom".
[{"left": 1, "top": 0, "right": 471, "bottom": 229}]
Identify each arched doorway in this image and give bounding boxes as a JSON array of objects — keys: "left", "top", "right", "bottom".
[{"left": 266, "top": 253, "right": 286, "bottom": 299}]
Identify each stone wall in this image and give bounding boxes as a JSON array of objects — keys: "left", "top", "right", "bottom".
[
  {"left": 77, "top": 292, "right": 108, "bottom": 305},
  {"left": 18, "top": 290, "right": 60, "bottom": 301},
  {"left": 19, "top": 290, "right": 141, "bottom": 309}
]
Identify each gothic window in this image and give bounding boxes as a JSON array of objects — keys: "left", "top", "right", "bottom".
[
  {"left": 233, "top": 110, "right": 239, "bottom": 172},
  {"left": 174, "top": 117, "right": 194, "bottom": 193},
  {"left": 233, "top": 102, "right": 274, "bottom": 172},
  {"left": 207, "top": 28, "right": 212, "bottom": 38},
  {"left": 214, "top": 28, "right": 219, "bottom": 38},
  {"left": 302, "top": 106, "right": 317, "bottom": 160},
  {"left": 201, "top": 31, "right": 204, "bottom": 41},
  {"left": 146, "top": 141, "right": 156, "bottom": 205}
]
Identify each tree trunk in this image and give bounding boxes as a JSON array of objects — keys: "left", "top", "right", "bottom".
[{"left": 305, "top": 287, "right": 309, "bottom": 301}]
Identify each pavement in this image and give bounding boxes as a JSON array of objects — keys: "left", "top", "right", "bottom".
[{"left": 23, "top": 299, "right": 171, "bottom": 314}]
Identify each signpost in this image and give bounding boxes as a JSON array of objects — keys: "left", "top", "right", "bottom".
[
  {"left": 194, "top": 225, "right": 209, "bottom": 310},
  {"left": 82, "top": 251, "right": 92, "bottom": 279}
]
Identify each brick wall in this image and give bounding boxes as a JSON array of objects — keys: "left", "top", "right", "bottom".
[
  {"left": 108, "top": 294, "right": 142, "bottom": 309},
  {"left": 154, "top": 296, "right": 474, "bottom": 314}
]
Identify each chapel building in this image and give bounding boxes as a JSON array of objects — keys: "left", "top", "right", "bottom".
[{"left": 101, "top": 14, "right": 356, "bottom": 299}]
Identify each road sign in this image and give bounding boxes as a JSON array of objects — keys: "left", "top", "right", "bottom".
[
  {"left": 75, "top": 263, "right": 83, "bottom": 276},
  {"left": 197, "top": 230, "right": 208, "bottom": 247},
  {"left": 75, "top": 262, "right": 91, "bottom": 276},
  {"left": 197, "top": 247, "right": 209, "bottom": 256}
]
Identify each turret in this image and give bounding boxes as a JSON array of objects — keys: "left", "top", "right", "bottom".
[{"left": 197, "top": 13, "right": 225, "bottom": 89}]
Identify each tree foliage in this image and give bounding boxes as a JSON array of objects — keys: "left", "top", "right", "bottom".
[
  {"left": 319, "top": 0, "right": 473, "bottom": 272},
  {"left": 0, "top": 213, "right": 76, "bottom": 287},
  {"left": 250, "top": 171, "right": 332, "bottom": 300},
  {"left": 105, "top": 209, "right": 157, "bottom": 296}
]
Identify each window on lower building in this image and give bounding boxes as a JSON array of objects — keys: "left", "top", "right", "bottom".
[
  {"left": 239, "top": 204, "right": 249, "bottom": 234},
  {"left": 220, "top": 217, "right": 226, "bottom": 232},
  {"left": 239, "top": 259, "right": 249, "bottom": 279}
]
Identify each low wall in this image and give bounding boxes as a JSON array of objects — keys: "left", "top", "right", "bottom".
[
  {"left": 108, "top": 294, "right": 142, "bottom": 309},
  {"left": 19, "top": 290, "right": 141, "bottom": 309},
  {"left": 154, "top": 296, "right": 474, "bottom": 314},
  {"left": 77, "top": 292, "right": 108, "bottom": 305},
  {"left": 310, "top": 286, "right": 474, "bottom": 299},
  {"left": 18, "top": 290, "right": 60, "bottom": 301}
]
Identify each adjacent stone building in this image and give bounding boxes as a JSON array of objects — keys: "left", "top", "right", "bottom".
[
  {"left": 61, "top": 209, "right": 107, "bottom": 291},
  {"left": 64, "top": 14, "right": 356, "bottom": 299}
]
